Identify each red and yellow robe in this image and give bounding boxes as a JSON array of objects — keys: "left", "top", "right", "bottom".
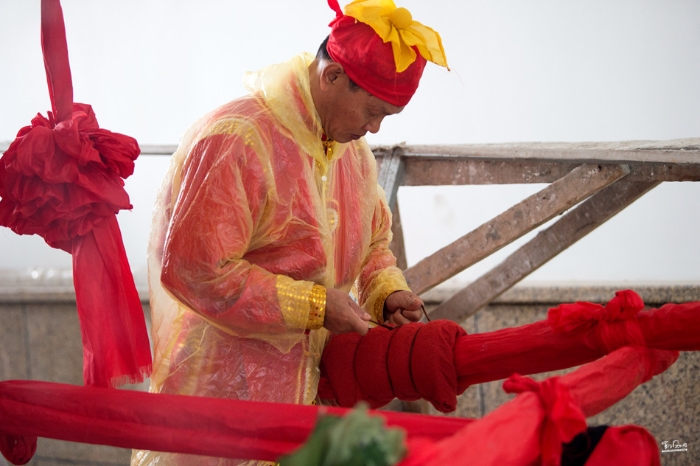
[{"left": 132, "top": 53, "right": 410, "bottom": 466}]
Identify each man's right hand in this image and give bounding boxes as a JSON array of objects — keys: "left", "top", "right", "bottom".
[{"left": 323, "top": 288, "right": 370, "bottom": 335}]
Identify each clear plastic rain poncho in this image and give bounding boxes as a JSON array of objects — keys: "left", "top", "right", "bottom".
[{"left": 132, "top": 53, "right": 410, "bottom": 466}]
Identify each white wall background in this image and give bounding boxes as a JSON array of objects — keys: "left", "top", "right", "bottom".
[{"left": 1, "top": 0, "right": 699, "bottom": 287}]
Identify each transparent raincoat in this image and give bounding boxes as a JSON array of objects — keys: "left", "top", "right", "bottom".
[{"left": 132, "top": 53, "right": 410, "bottom": 466}]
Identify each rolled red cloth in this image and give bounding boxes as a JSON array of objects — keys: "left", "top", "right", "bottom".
[
  {"left": 319, "top": 332, "right": 364, "bottom": 407},
  {"left": 355, "top": 326, "right": 396, "bottom": 407},
  {"left": 386, "top": 324, "right": 424, "bottom": 402},
  {"left": 411, "top": 321, "right": 465, "bottom": 413},
  {"left": 319, "top": 321, "right": 466, "bottom": 412}
]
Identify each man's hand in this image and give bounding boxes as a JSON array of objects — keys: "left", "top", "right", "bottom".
[
  {"left": 324, "top": 288, "right": 370, "bottom": 335},
  {"left": 384, "top": 291, "right": 424, "bottom": 325}
]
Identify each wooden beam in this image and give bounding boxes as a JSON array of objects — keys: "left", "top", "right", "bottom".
[
  {"left": 389, "top": 202, "right": 408, "bottom": 271},
  {"left": 403, "top": 164, "right": 630, "bottom": 295},
  {"left": 391, "top": 158, "right": 700, "bottom": 186},
  {"left": 376, "top": 146, "right": 405, "bottom": 210},
  {"left": 627, "top": 164, "right": 700, "bottom": 182},
  {"left": 374, "top": 138, "right": 700, "bottom": 164},
  {"left": 401, "top": 159, "right": 582, "bottom": 185},
  {"left": 429, "top": 179, "right": 661, "bottom": 321}
]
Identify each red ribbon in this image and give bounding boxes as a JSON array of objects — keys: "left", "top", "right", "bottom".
[
  {"left": 0, "top": 0, "right": 151, "bottom": 387},
  {"left": 503, "top": 375, "right": 588, "bottom": 466},
  {"left": 548, "top": 289, "right": 646, "bottom": 352}
]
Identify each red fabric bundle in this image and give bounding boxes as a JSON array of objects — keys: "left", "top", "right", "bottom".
[
  {"left": 319, "top": 320, "right": 466, "bottom": 412},
  {"left": 319, "top": 291, "right": 699, "bottom": 410},
  {"left": 387, "top": 323, "right": 423, "bottom": 401},
  {"left": 398, "top": 346, "right": 676, "bottom": 466},
  {"left": 0, "top": 0, "right": 151, "bottom": 387}
]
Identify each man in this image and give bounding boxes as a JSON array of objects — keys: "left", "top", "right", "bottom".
[{"left": 133, "top": 1, "right": 447, "bottom": 464}]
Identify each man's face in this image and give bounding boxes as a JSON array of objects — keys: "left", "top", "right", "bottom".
[{"left": 322, "top": 72, "right": 404, "bottom": 144}]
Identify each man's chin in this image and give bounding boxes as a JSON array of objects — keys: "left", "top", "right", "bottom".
[{"left": 339, "top": 134, "right": 362, "bottom": 143}]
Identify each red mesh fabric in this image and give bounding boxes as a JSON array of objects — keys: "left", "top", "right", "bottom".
[
  {"left": 584, "top": 425, "right": 660, "bottom": 466},
  {"left": 319, "top": 321, "right": 466, "bottom": 412},
  {"left": 0, "top": 0, "right": 151, "bottom": 387}
]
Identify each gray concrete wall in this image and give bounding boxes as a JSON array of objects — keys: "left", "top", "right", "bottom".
[
  {"left": 0, "top": 301, "right": 142, "bottom": 465},
  {"left": 1, "top": 275, "right": 698, "bottom": 465}
]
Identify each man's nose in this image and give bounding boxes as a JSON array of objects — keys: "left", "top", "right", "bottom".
[{"left": 363, "top": 116, "right": 384, "bottom": 134}]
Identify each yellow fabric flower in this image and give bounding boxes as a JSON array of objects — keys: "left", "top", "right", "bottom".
[{"left": 344, "top": 0, "right": 448, "bottom": 72}]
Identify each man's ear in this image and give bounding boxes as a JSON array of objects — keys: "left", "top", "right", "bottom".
[{"left": 319, "top": 62, "right": 345, "bottom": 91}]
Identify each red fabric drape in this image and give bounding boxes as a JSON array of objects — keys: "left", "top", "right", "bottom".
[
  {"left": 318, "top": 291, "right": 700, "bottom": 411},
  {"left": 398, "top": 346, "right": 676, "bottom": 466},
  {"left": 0, "top": 346, "right": 674, "bottom": 465},
  {"left": 0, "top": 0, "right": 151, "bottom": 387},
  {"left": 502, "top": 375, "right": 587, "bottom": 465}
]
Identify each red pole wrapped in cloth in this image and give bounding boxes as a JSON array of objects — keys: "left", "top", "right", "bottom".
[
  {"left": 0, "top": 0, "right": 151, "bottom": 387},
  {"left": 318, "top": 290, "right": 700, "bottom": 411},
  {"left": 0, "top": 346, "right": 674, "bottom": 465},
  {"left": 0, "top": 379, "right": 471, "bottom": 465}
]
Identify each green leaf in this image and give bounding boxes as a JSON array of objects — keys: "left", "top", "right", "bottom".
[{"left": 279, "top": 403, "right": 406, "bottom": 466}]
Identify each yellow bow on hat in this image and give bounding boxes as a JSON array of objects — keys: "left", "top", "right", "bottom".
[{"left": 343, "top": 0, "right": 448, "bottom": 72}]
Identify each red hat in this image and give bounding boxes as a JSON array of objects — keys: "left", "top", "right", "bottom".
[{"left": 326, "top": 0, "right": 448, "bottom": 107}]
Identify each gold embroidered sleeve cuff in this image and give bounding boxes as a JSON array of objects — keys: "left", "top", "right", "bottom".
[
  {"left": 363, "top": 266, "right": 412, "bottom": 323},
  {"left": 276, "top": 275, "right": 326, "bottom": 330},
  {"left": 308, "top": 284, "right": 327, "bottom": 330}
]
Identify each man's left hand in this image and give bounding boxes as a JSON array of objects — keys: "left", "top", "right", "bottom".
[{"left": 383, "top": 291, "right": 424, "bottom": 325}]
